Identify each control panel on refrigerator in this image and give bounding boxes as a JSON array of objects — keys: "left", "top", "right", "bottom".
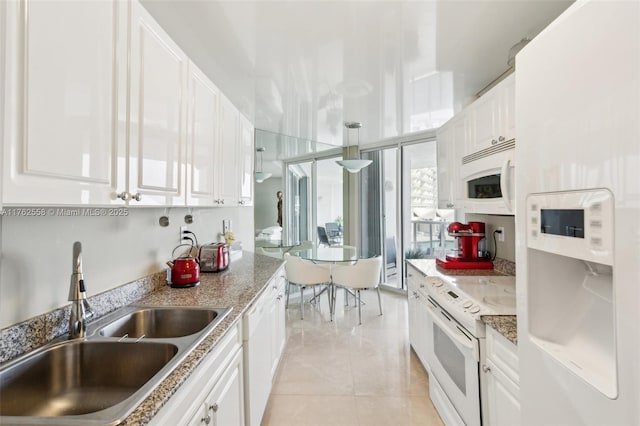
[{"left": 526, "top": 189, "right": 614, "bottom": 265}]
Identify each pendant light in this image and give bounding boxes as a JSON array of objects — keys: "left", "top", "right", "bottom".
[
  {"left": 255, "top": 147, "right": 272, "bottom": 183},
  {"left": 336, "top": 121, "right": 372, "bottom": 173}
]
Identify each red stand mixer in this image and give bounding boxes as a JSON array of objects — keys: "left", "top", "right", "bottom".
[{"left": 436, "top": 221, "right": 493, "bottom": 270}]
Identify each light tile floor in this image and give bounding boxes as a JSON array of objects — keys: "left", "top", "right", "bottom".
[{"left": 262, "top": 287, "right": 444, "bottom": 426}]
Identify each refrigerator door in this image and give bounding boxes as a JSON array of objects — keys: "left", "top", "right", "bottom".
[{"left": 515, "top": 1, "right": 640, "bottom": 425}]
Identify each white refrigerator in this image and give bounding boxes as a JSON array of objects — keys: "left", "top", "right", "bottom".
[{"left": 515, "top": 1, "right": 639, "bottom": 424}]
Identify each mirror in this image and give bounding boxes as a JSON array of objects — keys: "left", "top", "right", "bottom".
[{"left": 254, "top": 129, "right": 336, "bottom": 248}]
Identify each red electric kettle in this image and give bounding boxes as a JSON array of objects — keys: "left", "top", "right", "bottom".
[{"left": 167, "top": 244, "right": 200, "bottom": 287}]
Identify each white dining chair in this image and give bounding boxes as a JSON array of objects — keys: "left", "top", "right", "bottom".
[
  {"left": 283, "top": 253, "right": 332, "bottom": 319},
  {"left": 330, "top": 256, "right": 383, "bottom": 325}
]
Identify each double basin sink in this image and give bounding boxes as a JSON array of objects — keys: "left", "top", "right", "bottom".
[{"left": 0, "top": 305, "right": 231, "bottom": 425}]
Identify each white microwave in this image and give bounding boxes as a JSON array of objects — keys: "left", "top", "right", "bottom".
[{"left": 460, "top": 143, "right": 514, "bottom": 215}]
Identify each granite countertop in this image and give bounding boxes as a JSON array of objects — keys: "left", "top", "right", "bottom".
[
  {"left": 406, "top": 258, "right": 518, "bottom": 345},
  {"left": 481, "top": 315, "right": 518, "bottom": 345},
  {"left": 120, "top": 252, "right": 284, "bottom": 425},
  {"left": 406, "top": 258, "right": 512, "bottom": 278}
]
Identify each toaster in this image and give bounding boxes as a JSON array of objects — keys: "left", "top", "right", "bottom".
[{"left": 198, "top": 243, "right": 229, "bottom": 272}]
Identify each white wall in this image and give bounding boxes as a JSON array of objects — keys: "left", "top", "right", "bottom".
[
  {"left": 466, "top": 213, "right": 515, "bottom": 262},
  {"left": 254, "top": 178, "right": 283, "bottom": 232},
  {"left": 0, "top": 207, "right": 254, "bottom": 328}
]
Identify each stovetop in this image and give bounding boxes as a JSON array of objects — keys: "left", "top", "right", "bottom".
[{"left": 423, "top": 273, "right": 516, "bottom": 336}]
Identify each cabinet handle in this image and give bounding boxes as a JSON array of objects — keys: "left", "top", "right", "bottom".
[
  {"left": 498, "top": 135, "right": 505, "bottom": 142},
  {"left": 446, "top": 203, "right": 454, "bottom": 208},
  {"left": 209, "top": 403, "right": 218, "bottom": 412},
  {"left": 277, "top": 294, "right": 283, "bottom": 300},
  {"left": 116, "top": 191, "right": 130, "bottom": 201},
  {"left": 131, "top": 192, "right": 142, "bottom": 202},
  {"left": 202, "top": 414, "right": 211, "bottom": 424},
  {"left": 420, "top": 283, "right": 425, "bottom": 288},
  {"left": 482, "top": 365, "right": 491, "bottom": 373},
  {"left": 491, "top": 139, "right": 498, "bottom": 145}
]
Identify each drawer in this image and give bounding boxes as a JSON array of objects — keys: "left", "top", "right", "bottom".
[{"left": 486, "top": 326, "right": 519, "bottom": 385}]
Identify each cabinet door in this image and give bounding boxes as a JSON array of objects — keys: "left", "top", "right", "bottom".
[
  {"left": 407, "top": 265, "right": 430, "bottom": 369},
  {"left": 3, "top": 0, "right": 125, "bottom": 205},
  {"left": 436, "top": 116, "right": 464, "bottom": 209},
  {"left": 188, "top": 348, "right": 245, "bottom": 426},
  {"left": 500, "top": 74, "right": 516, "bottom": 142},
  {"left": 270, "top": 270, "right": 286, "bottom": 378},
  {"left": 467, "top": 88, "right": 500, "bottom": 155},
  {"left": 129, "top": 1, "right": 186, "bottom": 206},
  {"left": 238, "top": 115, "right": 254, "bottom": 206},
  {"left": 436, "top": 124, "right": 453, "bottom": 209},
  {"left": 186, "top": 62, "right": 219, "bottom": 206},
  {"left": 485, "top": 359, "right": 521, "bottom": 426},
  {"left": 244, "top": 290, "right": 273, "bottom": 426},
  {"left": 215, "top": 95, "right": 239, "bottom": 206}
]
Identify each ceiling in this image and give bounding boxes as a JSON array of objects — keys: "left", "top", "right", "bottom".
[{"left": 141, "top": 0, "right": 573, "bottom": 147}]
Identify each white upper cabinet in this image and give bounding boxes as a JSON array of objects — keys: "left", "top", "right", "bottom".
[
  {"left": 2, "top": 0, "right": 126, "bottom": 205},
  {"left": 215, "top": 95, "right": 239, "bottom": 206},
  {"left": 465, "top": 73, "right": 515, "bottom": 156},
  {"left": 238, "top": 115, "right": 254, "bottom": 206},
  {"left": 437, "top": 115, "right": 465, "bottom": 209},
  {"left": 128, "top": 0, "right": 186, "bottom": 206},
  {"left": 2, "top": 0, "right": 253, "bottom": 208},
  {"left": 185, "top": 61, "right": 219, "bottom": 206},
  {"left": 500, "top": 74, "right": 516, "bottom": 143}
]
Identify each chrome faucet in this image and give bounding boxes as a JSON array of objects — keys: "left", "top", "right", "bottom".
[{"left": 68, "top": 242, "right": 94, "bottom": 338}]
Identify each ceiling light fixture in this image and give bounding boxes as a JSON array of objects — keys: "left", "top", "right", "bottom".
[
  {"left": 336, "top": 122, "right": 372, "bottom": 173},
  {"left": 255, "top": 147, "right": 272, "bottom": 183}
]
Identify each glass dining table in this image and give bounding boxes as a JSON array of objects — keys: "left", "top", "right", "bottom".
[
  {"left": 291, "top": 246, "right": 371, "bottom": 314},
  {"left": 291, "top": 246, "right": 360, "bottom": 263}
]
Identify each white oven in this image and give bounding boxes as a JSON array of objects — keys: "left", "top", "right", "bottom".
[
  {"left": 460, "top": 142, "right": 514, "bottom": 215},
  {"left": 425, "top": 295, "right": 480, "bottom": 425},
  {"left": 422, "top": 273, "right": 517, "bottom": 426}
]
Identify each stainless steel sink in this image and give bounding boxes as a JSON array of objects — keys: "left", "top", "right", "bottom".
[
  {"left": 0, "top": 305, "right": 231, "bottom": 425},
  {"left": 98, "top": 307, "right": 221, "bottom": 338},
  {"left": 0, "top": 341, "right": 177, "bottom": 417}
]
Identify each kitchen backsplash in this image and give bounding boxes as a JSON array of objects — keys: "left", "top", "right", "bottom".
[
  {"left": 0, "top": 207, "right": 254, "bottom": 329},
  {"left": 493, "top": 258, "right": 516, "bottom": 276},
  {"left": 466, "top": 213, "right": 516, "bottom": 262},
  {"left": 0, "top": 270, "right": 167, "bottom": 363}
]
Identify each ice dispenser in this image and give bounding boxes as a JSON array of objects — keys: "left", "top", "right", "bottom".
[{"left": 525, "top": 189, "right": 617, "bottom": 398}]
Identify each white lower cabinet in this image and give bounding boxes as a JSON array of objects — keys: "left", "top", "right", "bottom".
[
  {"left": 149, "top": 323, "right": 244, "bottom": 426},
  {"left": 270, "top": 268, "right": 287, "bottom": 377},
  {"left": 406, "top": 263, "right": 431, "bottom": 369},
  {"left": 187, "top": 349, "right": 244, "bottom": 426},
  {"left": 482, "top": 326, "right": 520, "bottom": 426},
  {"left": 243, "top": 266, "right": 286, "bottom": 426}
]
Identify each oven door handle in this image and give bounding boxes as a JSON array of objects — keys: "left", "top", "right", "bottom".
[{"left": 426, "top": 303, "right": 479, "bottom": 361}]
